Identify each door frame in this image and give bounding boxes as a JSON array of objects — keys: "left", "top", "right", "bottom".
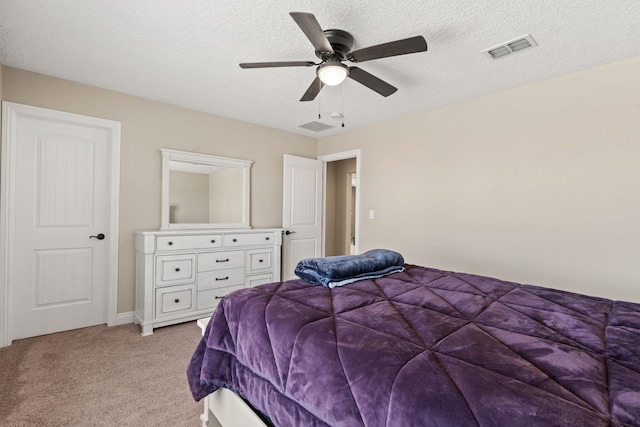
[
  {"left": 0, "top": 102, "right": 121, "bottom": 347},
  {"left": 318, "top": 149, "right": 361, "bottom": 256}
]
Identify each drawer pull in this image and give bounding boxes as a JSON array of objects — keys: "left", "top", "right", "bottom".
[
  {"left": 174, "top": 298, "right": 180, "bottom": 303},
  {"left": 215, "top": 296, "right": 224, "bottom": 299},
  {"left": 265, "top": 237, "right": 270, "bottom": 240},
  {"left": 216, "top": 258, "right": 230, "bottom": 263},
  {"left": 232, "top": 238, "right": 238, "bottom": 242},
  {"left": 259, "top": 259, "right": 264, "bottom": 263},
  {"left": 168, "top": 241, "right": 173, "bottom": 246},
  {"left": 216, "top": 276, "right": 229, "bottom": 281},
  {"left": 210, "top": 239, "right": 216, "bottom": 243},
  {"left": 175, "top": 268, "right": 180, "bottom": 272}
]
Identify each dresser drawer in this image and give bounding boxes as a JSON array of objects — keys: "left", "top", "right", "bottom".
[
  {"left": 198, "top": 250, "right": 244, "bottom": 272},
  {"left": 155, "top": 254, "right": 196, "bottom": 286},
  {"left": 246, "top": 248, "right": 274, "bottom": 274},
  {"left": 198, "top": 268, "right": 245, "bottom": 291},
  {"left": 246, "top": 273, "right": 274, "bottom": 288},
  {"left": 155, "top": 285, "right": 194, "bottom": 318},
  {"left": 197, "top": 285, "right": 244, "bottom": 310},
  {"left": 156, "top": 234, "right": 222, "bottom": 251},
  {"left": 224, "top": 232, "right": 276, "bottom": 247}
]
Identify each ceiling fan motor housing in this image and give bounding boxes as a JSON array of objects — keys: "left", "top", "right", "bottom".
[{"left": 315, "top": 29, "right": 354, "bottom": 60}]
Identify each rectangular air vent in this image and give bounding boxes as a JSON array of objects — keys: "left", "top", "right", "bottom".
[
  {"left": 299, "top": 121, "right": 334, "bottom": 132},
  {"left": 482, "top": 34, "right": 537, "bottom": 59}
]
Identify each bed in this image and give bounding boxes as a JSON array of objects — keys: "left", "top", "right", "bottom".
[{"left": 188, "top": 261, "right": 640, "bottom": 426}]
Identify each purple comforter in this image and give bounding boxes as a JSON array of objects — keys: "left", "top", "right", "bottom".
[{"left": 187, "top": 265, "right": 640, "bottom": 426}]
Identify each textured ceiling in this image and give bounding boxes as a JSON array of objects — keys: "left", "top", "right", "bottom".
[{"left": 1, "top": 0, "right": 639, "bottom": 138}]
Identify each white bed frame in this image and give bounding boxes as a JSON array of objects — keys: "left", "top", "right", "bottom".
[{"left": 197, "top": 318, "right": 268, "bottom": 427}]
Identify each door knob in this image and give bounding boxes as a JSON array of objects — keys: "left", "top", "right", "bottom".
[
  {"left": 285, "top": 230, "right": 296, "bottom": 235},
  {"left": 90, "top": 233, "right": 105, "bottom": 240}
]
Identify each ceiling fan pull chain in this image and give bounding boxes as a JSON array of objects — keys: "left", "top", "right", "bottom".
[
  {"left": 342, "top": 83, "right": 345, "bottom": 127},
  {"left": 318, "top": 79, "right": 322, "bottom": 119}
]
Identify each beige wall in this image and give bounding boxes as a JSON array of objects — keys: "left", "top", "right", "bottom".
[
  {"left": 1, "top": 67, "right": 316, "bottom": 313},
  {"left": 318, "top": 56, "right": 640, "bottom": 302},
  {"left": 0, "top": 65, "right": 2, "bottom": 165}
]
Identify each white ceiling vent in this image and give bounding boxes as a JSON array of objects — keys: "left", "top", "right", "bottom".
[
  {"left": 299, "top": 121, "right": 334, "bottom": 132},
  {"left": 482, "top": 34, "right": 537, "bottom": 59}
]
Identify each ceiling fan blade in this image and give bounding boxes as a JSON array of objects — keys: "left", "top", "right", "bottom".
[
  {"left": 348, "top": 67, "right": 397, "bottom": 97},
  {"left": 239, "top": 61, "right": 316, "bottom": 69},
  {"left": 290, "top": 12, "right": 334, "bottom": 53},
  {"left": 348, "top": 36, "right": 427, "bottom": 62},
  {"left": 300, "top": 77, "right": 324, "bottom": 102}
]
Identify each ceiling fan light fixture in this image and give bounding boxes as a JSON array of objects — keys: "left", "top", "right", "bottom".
[{"left": 317, "top": 61, "right": 349, "bottom": 86}]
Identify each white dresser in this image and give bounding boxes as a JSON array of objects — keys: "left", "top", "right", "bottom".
[{"left": 134, "top": 228, "right": 282, "bottom": 335}]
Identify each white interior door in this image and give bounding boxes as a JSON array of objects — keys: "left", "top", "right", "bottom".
[
  {"left": 1, "top": 102, "right": 120, "bottom": 343},
  {"left": 282, "top": 154, "right": 322, "bottom": 280}
]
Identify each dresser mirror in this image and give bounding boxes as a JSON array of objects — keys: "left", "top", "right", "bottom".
[{"left": 161, "top": 149, "right": 252, "bottom": 229}]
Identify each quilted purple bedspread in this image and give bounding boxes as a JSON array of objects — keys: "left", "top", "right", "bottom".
[{"left": 187, "top": 265, "right": 640, "bottom": 426}]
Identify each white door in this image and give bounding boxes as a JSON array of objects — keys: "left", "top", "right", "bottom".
[
  {"left": 1, "top": 103, "right": 120, "bottom": 342},
  {"left": 282, "top": 154, "right": 323, "bottom": 280}
]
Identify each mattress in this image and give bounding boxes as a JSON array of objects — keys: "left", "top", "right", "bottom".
[{"left": 187, "top": 264, "right": 640, "bottom": 426}]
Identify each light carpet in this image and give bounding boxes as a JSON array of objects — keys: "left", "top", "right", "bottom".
[{"left": 0, "top": 321, "right": 204, "bottom": 426}]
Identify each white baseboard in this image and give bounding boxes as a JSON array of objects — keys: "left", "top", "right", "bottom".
[{"left": 116, "top": 311, "right": 135, "bottom": 325}]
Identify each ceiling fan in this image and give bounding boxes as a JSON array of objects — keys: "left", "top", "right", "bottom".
[{"left": 239, "top": 12, "right": 428, "bottom": 102}]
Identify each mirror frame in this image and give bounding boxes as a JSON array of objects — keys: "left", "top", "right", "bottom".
[{"left": 160, "top": 149, "right": 252, "bottom": 229}]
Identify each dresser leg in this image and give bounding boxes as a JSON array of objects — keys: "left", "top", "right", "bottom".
[{"left": 140, "top": 323, "right": 154, "bottom": 336}]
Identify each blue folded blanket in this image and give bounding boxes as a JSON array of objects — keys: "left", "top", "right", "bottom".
[{"left": 294, "top": 249, "right": 405, "bottom": 288}]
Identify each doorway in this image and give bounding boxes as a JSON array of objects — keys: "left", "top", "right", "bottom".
[
  {"left": 324, "top": 159, "right": 357, "bottom": 256},
  {"left": 318, "top": 149, "right": 361, "bottom": 258}
]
